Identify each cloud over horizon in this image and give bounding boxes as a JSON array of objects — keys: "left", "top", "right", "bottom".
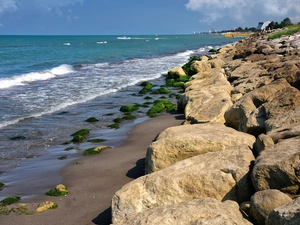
[{"left": 185, "top": 0, "right": 300, "bottom": 24}]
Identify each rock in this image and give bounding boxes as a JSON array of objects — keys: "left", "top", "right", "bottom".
[
  {"left": 183, "top": 89, "right": 232, "bottom": 124},
  {"left": 224, "top": 78, "right": 291, "bottom": 135},
  {"left": 253, "top": 133, "right": 275, "bottom": 156},
  {"left": 267, "top": 122, "right": 300, "bottom": 143},
  {"left": 167, "top": 67, "right": 186, "bottom": 77},
  {"left": 112, "top": 145, "right": 255, "bottom": 223},
  {"left": 112, "top": 198, "right": 253, "bottom": 225},
  {"left": 189, "top": 60, "right": 211, "bottom": 73},
  {"left": 265, "top": 107, "right": 300, "bottom": 132},
  {"left": 36, "top": 201, "right": 58, "bottom": 213},
  {"left": 208, "top": 58, "right": 225, "bottom": 68},
  {"left": 262, "top": 86, "right": 300, "bottom": 118},
  {"left": 249, "top": 190, "right": 292, "bottom": 225},
  {"left": 146, "top": 123, "right": 255, "bottom": 173},
  {"left": 251, "top": 136, "right": 300, "bottom": 197},
  {"left": 266, "top": 197, "right": 300, "bottom": 225}
]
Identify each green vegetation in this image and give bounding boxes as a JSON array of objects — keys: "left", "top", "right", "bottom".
[
  {"left": 71, "top": 129, "right": 89, "bottom": 136},
  {"left": 72, "top": 135, "right": 86, "bottom": 143},
  {"left": 71, "top": 129, "right": 90, "bottom": 143},
  {"left": 108, "top": 123, "right": 120, "bottom": 129},
  {"left": 88, "top": 138, "right": 106, "bottom": 143},
  {"left": 144, "top": 96, "right": 152, "bottom": 100},
  {"left": 268, "top": 24, "right": 300, "bottom": 40},
  {"left": 0, "top": 182, "right": 4, "bottom": 190},
  {"left": 46, "top": 184, "right": 68, "bottom": 196},
  {"left": 181, "top": 56, "right": 200, "bottom": 76},
  {"left": 85, "top": 117, "right": 99, "bottom": 122},
  {"left": 122, "top": 114, "right": 136, "bottom": 120},
  {"left": 113, "top": 117, "right": 123, "bottom": 123},
  {"left": 139, "top": 81, "right": 153, "bottom": 94},
  {"left": 152, "top": 87, "right": 171, "bottom": 94},
  {"left": 120, "top": 105, "right": 139, "bottom": 113},
  {"left": 58, "top": 155, "right": 67, "bottom": 160},
  {"left": 147, "top": 100, "right": 176, "bottom": 117},
  {"left": 64, "top": 147, "right": 74, "bottom": 151},
  {"left": 83, "top": 146, "right": 109, "bottom": 155},
  {"left": 0, "top": 196, "right": 21, "bottom": 206}
]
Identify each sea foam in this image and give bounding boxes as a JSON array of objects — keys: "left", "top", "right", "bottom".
[{"left": 0, "top": 64, "right": 74, "bottom": 89}]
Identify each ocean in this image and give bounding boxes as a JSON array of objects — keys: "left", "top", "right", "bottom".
[{"left": 0, "top": 34, "right": 242, "bottom": 199}]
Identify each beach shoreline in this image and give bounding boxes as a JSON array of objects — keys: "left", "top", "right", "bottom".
[{"left": 0, "top": 111, "right": 184, "bottom": 224}]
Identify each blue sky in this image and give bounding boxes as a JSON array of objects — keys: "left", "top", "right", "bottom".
[{"left": 0, "top": 0, "right": 299, "bottom": 35}]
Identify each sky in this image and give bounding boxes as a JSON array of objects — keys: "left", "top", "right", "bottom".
[{"left": 0, "top": 0, "right": 299, "bottom": 35}]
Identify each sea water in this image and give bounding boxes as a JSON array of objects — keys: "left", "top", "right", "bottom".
[{"left": 0, "top": 34, "right": 243, "bottom": 198}]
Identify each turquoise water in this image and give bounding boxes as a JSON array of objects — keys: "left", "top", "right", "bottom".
[{"left": 0, "top": 34, "right": 243, "bottom": 199}]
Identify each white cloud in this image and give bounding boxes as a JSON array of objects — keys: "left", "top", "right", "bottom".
[
  {"left": 185, "top": 0, "right": 300, "bottom": 24},
  {"left": 0, "top": 0, "right": 18, "bottom": 13}
]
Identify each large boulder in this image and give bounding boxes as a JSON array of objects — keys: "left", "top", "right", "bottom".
[
  {"left": 112, "top": 145, "right": 255, "bottom": 223},
  {"left": 112, "top": 198, "right": 253, "bottom": 225},
  {"left": 189, "top": 60, "right": 211, "bottom": 73},
  {"left": 251, "top": 136, "right": 300, "bottom": 197},
  {"left": 146, "top": 123, "right": 255, "bottom": 173},
  {"left": 265, "top": 107, "right": 300, "bottom": 132},
  {"left": 266, "top": 122, "right": 300, "bottom": 144},
  {"left": 224, "top": 78, "right": 291, "bottom": 135},
  {"left": 249, "top": 190, "right": 292, "bottom": 225},
  {"left": 266, "top": 197, "right": 300, "bottom": 225},
  {"left": 167, "top": 67, "right": 186, "bottom": 77}
]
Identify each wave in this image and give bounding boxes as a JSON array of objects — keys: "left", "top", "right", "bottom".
[{"left": 0, "top": 64, "right": 75, "bottom": 89}]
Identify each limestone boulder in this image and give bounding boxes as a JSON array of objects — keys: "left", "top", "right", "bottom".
[
  {"left": 249, "top": 190, "right": 292, "bottom": 225},
  {"left": 112, "top": 198, "right": 253, "bottom": 225},
  {"left": 208, "top": 58, "right": 225, "bottom": 68},
  {"left": 167, "top": 67, "right": 186, "bottom": 77},
  {"left": 265, "top": 107, "right": 300, "bottom": 132},
  {"left": 146, "top": 123, "right": 255, "bottom": 173},
  {"left": 253, "top": 133, "right": 275, "bottom": 156},
  {"left": 251, "top": 136, "right": 300, "bottom": 197},
  {"left": 112, "top": 145, "right": 255, "bottom": 223},
  {"left": 224, "top": 78, "right": 291, "bottom": 135},
  {"left": 266, "top": 197, "right": 300, "bottom": 225},
  {"left": 189, "top": 60, "right": 211, "bottom": 73},
  {"left": 267, "top": 122, "right": 300, "bottom": 144},
  {"left": 183, "top": 89, "right": 232, "bottom": 124}
]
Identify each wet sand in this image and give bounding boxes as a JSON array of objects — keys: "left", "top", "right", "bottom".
[{"left": 0, "top": 112, "right": 184, "bottom": 225}]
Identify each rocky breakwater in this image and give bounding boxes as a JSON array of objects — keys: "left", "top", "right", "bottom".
[{"left": 110, "top": 31, "right": 300, "bottom": 225}]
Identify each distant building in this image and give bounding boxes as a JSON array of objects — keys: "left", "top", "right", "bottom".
[{"left": 257, "top": 21, "right": 271, "bottom": 30}]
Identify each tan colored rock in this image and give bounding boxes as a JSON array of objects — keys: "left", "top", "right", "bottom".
[
  {"left": 208, "top": 58, "right": 225, "bottom": 68},
  {"left": 112, "top": 198, "right": 253, "bottom": 225},
  {"left": 36, "top": 201, "right": 57, "bottom": 213},
  {"left": 224, "top": 78, "right": 291, "bottom": 135},
  {"left": 167, "top": 67, "right": 186, "bottom": 77},
  {"left": 266, "top": 196, "right": 300, "bottom": 225},
  {"left": 183, "top": 89, "right": 232, "bottom": 124},
  {"left": 253, "top": 133, "right": 275, "bottom": 155},
  {"left": 263, "top": 86, "right": 300, "bottom": 118},
  {"left": 146, "top": 123, "right": 255, "bottom": 173},
  {"left": 249, "top": 190, "right": 292, "bottom": 225},
  {"left": 251, "top": 136, "right": 300, "bottom": 197},
  {"left": 190, "top": 60, "right": 211, "bottom": 73},
  {"left": 265, "top": 107, "right": 300, "bottom": 132},
  {"left": 112, "top": 145, "right": 255, "bottom": 223},
  {"left": 267, "top": 122, "right": 300, "bottom": 144}
]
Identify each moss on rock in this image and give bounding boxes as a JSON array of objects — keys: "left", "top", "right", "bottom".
[
  {"left": 147, "top": 100, "right": 176, "bottom": 117},
  {"left": 71, "top": 129, "right": 89, "bottom": 137},
  {"left": 88, "top": 138, "right": 106, "bottom": 143},
  {"left": 36, "top": 201, "right": 58, "bottom": 213},
  {"left": 85, "top": 117, "right": 99, "bottom": 122},
  {"left": 46, "top": 184, "right": 68, "bottom": 196},
  {"left": 83, "top": 146, "right": 109, "bottom": 155},
  {"left": 139, "top": 81, "right": 153, "bottom": 94},
  {"left": 108, "top": 123, "right": 120, "bottom": 129},
  {"left": 1, "top": 196, "right": 21, "bottom": 206},
  {"left": 120, "top": 105, "right": 139, "bottom": 113}
]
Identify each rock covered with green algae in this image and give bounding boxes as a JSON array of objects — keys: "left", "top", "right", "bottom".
[{"left": 45, "top": 184, "right": 68, "bottom": 196}]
